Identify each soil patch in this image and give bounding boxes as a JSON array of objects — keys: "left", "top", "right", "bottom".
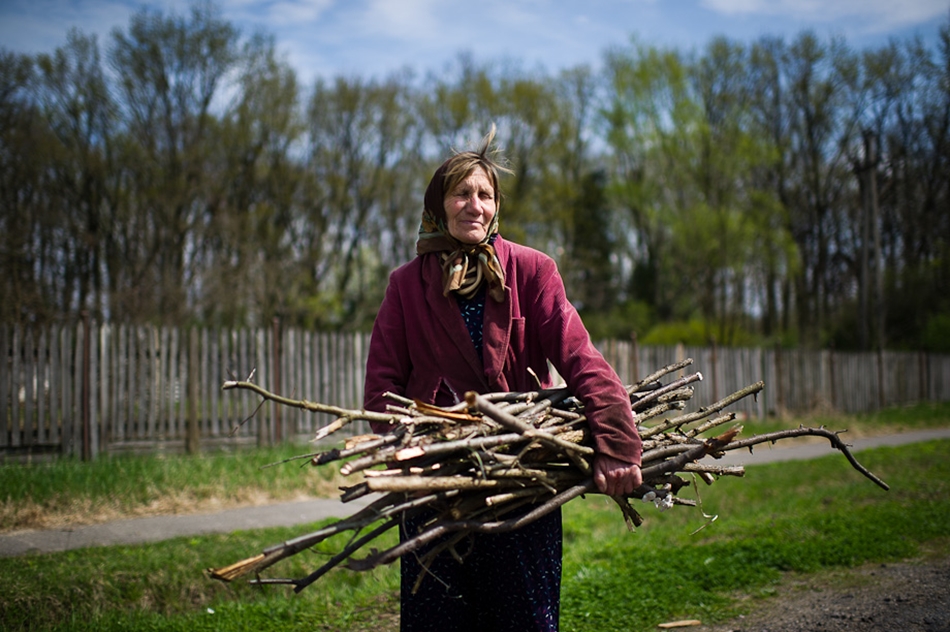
[{"left": 695, "top": 554, "right": 950, "bottom": 632}]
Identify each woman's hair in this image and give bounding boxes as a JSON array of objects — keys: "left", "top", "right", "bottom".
[{"left": 441, "top": 124, "right": 512, "bottom": 206}]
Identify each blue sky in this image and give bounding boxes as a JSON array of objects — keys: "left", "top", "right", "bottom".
[{"left": 1, "top": 0, "right": 947, "bottom": 84}]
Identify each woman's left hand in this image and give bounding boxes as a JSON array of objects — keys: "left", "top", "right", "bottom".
[{"left": 593, "top": 455, "right": 643, "bottom": 496}]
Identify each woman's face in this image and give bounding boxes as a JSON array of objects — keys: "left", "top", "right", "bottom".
[{"left": 443, "top": 167, "right": 496, "bottom": 245}]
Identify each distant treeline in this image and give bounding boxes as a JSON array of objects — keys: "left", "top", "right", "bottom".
[{"left": 1, "top": 2, "right": 948, "bottom": 352}]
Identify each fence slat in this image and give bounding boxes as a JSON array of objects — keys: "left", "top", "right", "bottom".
[
  {"left": 200, "top": 328, "right": 210, "bottom": 438},
  {"left": 37, "top": 330, "right": 48, "bottom": 445},
  {"left": 1, "top": 326, "right": 9, "bottom": 449},
  {"left": 89, "top": 322, "right": 99, "bottom": 458},
  {"left": 73, "top": 324, "right": 84, "bottom": 456},
  {"left": 53, "top": 327, "right": 67, "bottom": 454},
  {"left": 114, "top": 326, "right": 124, "bottom": 444},
  {"left": 210, "top": 330, "right": 220, "bottom": 438},
  {"left": 10, "top": 327, "right": 21, "bottom": 448},
  {"left": 170, "top": 327, "right": 180, "bottom": 439},
  {"left": 100, "top": 325, "right": 111, "bottom": 448}
]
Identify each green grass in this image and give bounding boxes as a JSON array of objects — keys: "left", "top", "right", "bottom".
[
  {"left": 560, "top": 438, "right": 950, "bottom": 630},
  {"left": 0, "top": 443, "right": 345, "bottom": 506},
  {"left": 0, "top": 444, "right": 345, "bottom": 530},
  {"left": 697, "top": 399, "right": 950, "bottom": 438},
  {"left": 1, "top": 439, "right": 948, "bottom": 631},
  {"left": 1, "top": 403, "right": 949, "bottom": 631},
  {"left": 2, "top": 529, "right": 401, "bottom": 631}
]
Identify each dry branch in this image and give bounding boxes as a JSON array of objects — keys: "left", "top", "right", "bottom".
[{"left": 208, "top": 358, "right": 888, "bottom": 593}]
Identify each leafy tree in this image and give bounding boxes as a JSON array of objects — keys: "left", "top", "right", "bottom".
[
  {"left": 297, "top": 72, "right": 423, "bottom": 330},
  {"left": 197, "top": 32, "right": 304, "bottom": 328},
  {"left": 34, "top": 29, "right": 115, "bottom": 321},
  {"left": 782, "top": 33, "right": 862, "bottom": 344},
  {"left": 108, "top": 1, "right": 240, "bottom": 324},
  {"left": 602, "top": 38, "right": 793, "bottom": 345},
  {"left": 0, "top": 50, "right": 47, "bottom": 324}
]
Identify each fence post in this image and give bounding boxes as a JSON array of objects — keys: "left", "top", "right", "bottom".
[
  {"left": 828, "top": 344, "right": 836, "bottom": 411},
  {"left": 877, "top": 347, "right": 886, "bottom": 410},
  {"left": 270, "top": 316, "right": 282, "bottom": 446},
  {"left": 81, "top": 311, "right": 91, "bottom": 461},
  {"left": 774, "top": 343, "right": 785, "bottom": 416},
  {"left": 710, "top": 337, "right": 719, "bottom": 403},
  {"left": 630, "top": 332, "right": 639, "bottom": 384},
  {"left": 187, "top": 327, "right": 200, "bottom": 454}
]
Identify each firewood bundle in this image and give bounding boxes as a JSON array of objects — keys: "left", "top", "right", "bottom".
[{"left": 208, "top": 358, "right": 888, "bottom": 593}]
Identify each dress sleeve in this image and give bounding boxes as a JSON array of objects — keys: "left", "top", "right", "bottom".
[
  {"left": 531, "top": 258, "right": 642, "bottom": 466},
  {"left": 363, "top": 272, "right": 412, "bottom": 433}
]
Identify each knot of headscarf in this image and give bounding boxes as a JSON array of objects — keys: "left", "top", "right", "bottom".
[{"left": 415, "top": 160, "right": 507, "bottom": 303}]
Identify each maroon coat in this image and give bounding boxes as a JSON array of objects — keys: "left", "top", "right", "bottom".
[{"left": 363, "top": 236, "right": 642, "bottom": 466}]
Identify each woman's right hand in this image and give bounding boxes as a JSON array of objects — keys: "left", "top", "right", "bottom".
[{"left": 593, "top": 454, "right": 642, "bottom": 496}]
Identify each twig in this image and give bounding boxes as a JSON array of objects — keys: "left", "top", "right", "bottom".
[
  {"left": 721, "top": 427, "right": 889, "bottom": 490},
  {"left": 222, "top": 380, "right": 393, "bottom": 424}
]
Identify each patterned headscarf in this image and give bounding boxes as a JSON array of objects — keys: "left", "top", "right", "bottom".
[{"left": 415, "top": 157, "right": 507, "bottom": 303}]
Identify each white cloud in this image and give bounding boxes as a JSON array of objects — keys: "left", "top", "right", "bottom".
[
  {"left": 356, "top": 0, "right": 443, "bottom": 38},
  {"left": 701, "top": 0, "right": 948, "bottom": 32},
  {"left": 265, "top": 0, "right": 335, "bottom": 26}
]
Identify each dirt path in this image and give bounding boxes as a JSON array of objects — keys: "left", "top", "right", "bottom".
[{"left": 694, "top": 553, "right": 950, "bottom": 632}]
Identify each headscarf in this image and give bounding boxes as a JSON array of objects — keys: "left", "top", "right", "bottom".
[{"left": 415, "top": 159, "right": 507, "bottom": 303}]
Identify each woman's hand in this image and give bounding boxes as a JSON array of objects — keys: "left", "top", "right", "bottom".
[{"left": 593, "top": 454, "right": 643, "bottom": 497}]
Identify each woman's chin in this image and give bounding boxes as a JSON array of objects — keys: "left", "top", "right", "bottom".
[{"left": 452, "top": 230, "right": 487, "bottom": 245}]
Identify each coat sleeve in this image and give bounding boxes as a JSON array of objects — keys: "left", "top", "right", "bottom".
[
  {"left": 363, "top": 271, "right": 412, "bottom": 434},
  {"left": 530, "top": 257, "right": 642, "bottom": 466}
]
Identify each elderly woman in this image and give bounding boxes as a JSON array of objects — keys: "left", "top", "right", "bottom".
[{"left": 363, "top": 128, "right": 642, "bottom": 632}]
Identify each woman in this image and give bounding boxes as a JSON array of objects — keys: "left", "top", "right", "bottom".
[{"left": 364, "top": 127, "right": 642, "bottom": 631}]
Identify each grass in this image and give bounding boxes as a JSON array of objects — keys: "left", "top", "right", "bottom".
[
  {"left": 560, "top": 438, "right": 950, "bottom": 630},
  {"left": 0, "top": 444, "right": 347, "bottom": 531},
  {"left": 732, "top": 399, "right": 950, "bottom": 437},
  {"left": 1, "top": 403, "right": 949, "bottom": 631}
]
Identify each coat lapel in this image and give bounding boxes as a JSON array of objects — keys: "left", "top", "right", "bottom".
[
  {"left": 421, "top": 254, "right": 490, "bottom": 391},
  {"left": 481, "top": 239, "right": 512, "bottom": 392}
]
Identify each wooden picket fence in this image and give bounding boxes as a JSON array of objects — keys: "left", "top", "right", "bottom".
[{"left": 2, "top": 319, "right": 949, "bottom": 460}]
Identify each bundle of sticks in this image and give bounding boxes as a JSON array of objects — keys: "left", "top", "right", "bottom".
[{"left": 208, "top": 358, "right": 888, "bottom": 593}]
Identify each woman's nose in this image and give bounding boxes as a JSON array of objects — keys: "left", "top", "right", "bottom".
[{"left": 465, "top": 194, "right": 484, "bottom": 212}]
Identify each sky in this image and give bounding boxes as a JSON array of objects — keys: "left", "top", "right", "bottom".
[{"left": 1, "top": 0, "right": 947, "bottom": 85}]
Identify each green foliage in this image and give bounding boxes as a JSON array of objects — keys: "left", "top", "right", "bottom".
[
  {"left": 921, "top": 313, "right": 950, "bottom": 353},
  {"left": 639, "top": 318, "right": 764, "bottom": 347},
  {"left": 641, "top": 318, "right": 709, "bottom": 346},
  {"left": 1, "top": 438, "right": 947, "bottom": 631},
  {"left": 580, "top": 299, "right": 655, "bottom": 341}
]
